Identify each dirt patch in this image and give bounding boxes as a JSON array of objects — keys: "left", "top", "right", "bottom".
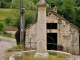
[{"left": 1, "top": 51, "right": 19, "bottom": 60}]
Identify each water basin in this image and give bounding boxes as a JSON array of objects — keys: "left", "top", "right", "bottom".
[{"left": 9, "top": 50, "right": 74, "bottom": 60}]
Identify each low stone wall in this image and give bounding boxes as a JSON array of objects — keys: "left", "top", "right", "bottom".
[
  {"left": 9, "top": 50, "right": 74, "bottom": 60},
  {"left": 6, "top": 31, "right": 16, "bottom": 34}
]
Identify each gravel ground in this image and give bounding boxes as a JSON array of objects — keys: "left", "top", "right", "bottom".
[{"left": 0, "top": 36, "right": 16, "bottom": 59}]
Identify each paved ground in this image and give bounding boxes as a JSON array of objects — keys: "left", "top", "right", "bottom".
[
  {"left": 73, "top": 55, "right": 80, "bottom": 60},
  {"left": 0, "top": 36, "right": 80, "bottom": 60},
  {"left": 0, "top": 36, "right": 16, "bottom": 59}
]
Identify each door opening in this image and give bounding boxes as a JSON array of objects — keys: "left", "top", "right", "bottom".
[{"left": 47, "top": 33, "right": 57, "bottom": 50}]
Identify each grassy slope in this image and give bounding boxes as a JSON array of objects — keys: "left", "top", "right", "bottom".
[{"left": 0, "top": 9, "right": 11, "bottom": 20}]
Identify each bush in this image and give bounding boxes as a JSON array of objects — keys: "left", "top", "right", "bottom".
[
  {"left": 0, "top": 22, "right": 4, "bottom": 32},
  {"left": 5, "top": 17, "right": 12, "bottom": 25},
  {"left": 1, "top": 1, "right": 11, "bottom": 8}
]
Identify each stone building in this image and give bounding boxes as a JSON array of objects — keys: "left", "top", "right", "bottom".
[{"left": 26, "top": 4, "right": 79, "bottom": 54}]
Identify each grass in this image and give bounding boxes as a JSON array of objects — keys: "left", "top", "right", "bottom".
[
  {"left": 4, "top": 34, "right": 15, "bottom": 38},
  {"left": 0, "top": 33, "right": 15, "bottom": 38},
  {"left": 10, "top": 44, "right": 24, "bottom": 50},
  {"left": 0, "top": 8, "right": 16, "bottom": 20},
  {"left": 0, "top": 8, "right": 11, "bottom": 20}
]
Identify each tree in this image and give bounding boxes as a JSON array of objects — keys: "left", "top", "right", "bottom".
[
  {"left": 31, "top": 0, "right": 39, "bottom": 4},
  {"left": 0, "top": 0, "right": 12, "bottom": 2},
  {"left": 58, "top": 0, "right": 76, "bottom": 24},
  {"left": 5, "top": 0, "right": 12, "bottom": 3},
  {"left": 76, "top": 0, "right": 80, "bottom": 6},
  {"left": 9, "top": 0, "right": 37, "bottom": 45},
  {"left": 10, "top": 0, "right": 37, "bottom": 28},
  {"left": 0, "top": 0, "right": 12, "bottom": 8},
  {"left": 75, "top": 7, "right": 80, "bottom": 28},
  {"left": 32, "top": 0, "right": 63, "bottom": 6}
]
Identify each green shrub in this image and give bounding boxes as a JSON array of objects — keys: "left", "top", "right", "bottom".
[
  {"left": 0, "top": 22, "right": 4, "bottom": 31},
  {"left": 10, "top": 44, "right": 25, "bottom": 50}
]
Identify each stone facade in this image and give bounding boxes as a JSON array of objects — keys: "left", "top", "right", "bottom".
[{"left": 26, "top": 11, "right": 79, "bottom": 55}]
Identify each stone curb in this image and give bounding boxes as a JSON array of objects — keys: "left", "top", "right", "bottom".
[{"left": 9, "top": 50, "right": 74, "bottom": 60}]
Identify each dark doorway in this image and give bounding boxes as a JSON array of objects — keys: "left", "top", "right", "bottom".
[
  {"left": 79, "top": 35, "right": 80, "bottom": 55},
  {"left": 47, "top": 33, "right": 57, "bottom": 50}
]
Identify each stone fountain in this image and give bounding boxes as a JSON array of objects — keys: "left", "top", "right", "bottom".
[{"left": 9, "top": 0, "right": 74, "bottom": 60}]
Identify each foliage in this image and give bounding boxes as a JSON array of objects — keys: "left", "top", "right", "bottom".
[
  {"left": 31, "top": 0, "right": 39, "bottom": 4},
  {"left": 0, "top": 22, "right": 4, "bottom": 31},
  {"left": 76, "top": 0, "right": 80, "bottom": 6},
  {"left": 10, "top": 0, "right": 37, "bottom": 28},
  {"left": 33, "top": 0, "right": 76, "bottom": 25},
  {"left": 0, "top": 0, "right": 80, "bottom": 29},
  {"left": 58, "top": 0, "right": 76, "bottom": 24},
  {"left": 75, "top": 7, "right": 80, "bottom": 28},
  {"left": 0, "top": 0, "right": 12, "bottom": 2},
  {"left": 0, "top": 0, "right": 12, "bottom": 8},
  {"left": 4, "top": 0, "right": 12, "bottom": 3},
  {"left": 7, "top": 44, "right": 25, "bottom": 52},
  {"left": 0, "top": 20, "right": 5, "bottom": 35},
  {"left": 9, "top": 44, "right": 25, "bottom": 50},
  {"left": 5, "top": 17, "right": 12, "bottom": 25}
]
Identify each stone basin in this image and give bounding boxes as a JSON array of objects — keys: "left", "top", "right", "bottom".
[{"left": 9, "top": 50, "right": 74, "bottom": 60}]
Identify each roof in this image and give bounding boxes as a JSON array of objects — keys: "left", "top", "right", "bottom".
[
  {"left": 4, "top": 26, "right": 18, "bottom": 31},
  {"left": 26, "top": 20, "right": 37, "bottom": 29},
  {"left": 48, "top": 11, "right": 79, "bottom": 30},
  {"left": 26, "top": 11, "right": 79, "bottom": 30}
]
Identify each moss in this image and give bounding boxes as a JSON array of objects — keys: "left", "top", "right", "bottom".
[{"left": 15, "top": 52, "right": 67, "bottom": 60}]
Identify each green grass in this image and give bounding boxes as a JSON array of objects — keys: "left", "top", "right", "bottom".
[
  {"left": 0, "top": 8, "right": 16, "bottom": 20},
  {"left": 0, "top": 8, "right": 11, "bottom": 20},
  {"left": 0, "top": 33, "right": 15, "bottom": 38},
  {"left": 10, "top": 44, "right": 24, "bottom": 50}
]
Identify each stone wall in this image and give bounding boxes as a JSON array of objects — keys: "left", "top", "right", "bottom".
[
  {"left": 26, "top": 12, "right": 79, "bottom": 54},
  {"left": 26, "top": 23, "right": 37, "bottom": 48},
  {"left": 5, "top": 31, "right": 16, "bottom": 34}
]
